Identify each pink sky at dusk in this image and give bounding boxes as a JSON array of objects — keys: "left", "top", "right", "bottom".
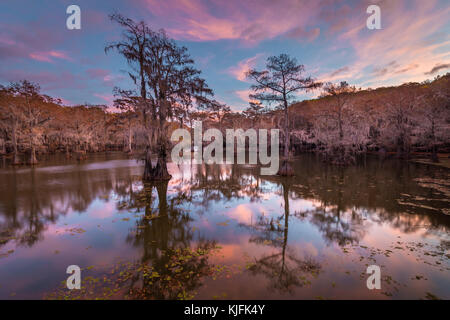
[{"left": 0, "top": 0, "right": 449, "bottom": 111}]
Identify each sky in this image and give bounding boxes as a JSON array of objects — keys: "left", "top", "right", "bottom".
[{"left": 0, "top": 0, "right": 449, "bottom": 111}]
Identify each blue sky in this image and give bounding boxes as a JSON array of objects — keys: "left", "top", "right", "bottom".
[{"left": 1, "top": 0, "right": 449, "bottom": 111}]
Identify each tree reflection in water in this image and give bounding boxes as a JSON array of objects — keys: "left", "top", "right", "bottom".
[
  {"left": 47, "top": 180, "right": 219, "bottom": 300},
  {"left": 123, "top": 181, "right": 218, "bottom": 300},
  {"left": 241, "top": 179, "right": 321, "bottom": 293},
  {"left": 1, "top": 153, "right": 449, "bottom": 299}
]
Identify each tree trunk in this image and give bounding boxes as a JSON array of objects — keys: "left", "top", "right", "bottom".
[
  {"left": 28, "top": 140, "right": 38, "bottom": 165},
  {"left": 11, "top": 121, "right": 21, "bottom": 165},
  {"left": 431, "top": 144, "right": 439, "bottom": 163},
  {"left": 12, "top": 152, "right": 21, "bottom": 165},
  {"left": 65, "top": 144, "right": 71, "bottom": 159},
  {"left": 75, "top": 141, "right": 86, "bottom": 161},
  {"left": 0, "top": 138, "right": 5, "bottom": 155},
  {"left": 430, "top": 122, "right": 439, "bottom": 163},
  {"left": 147, "top": 142, "right": 171, "bottom": 181},
  {"left": 143, "top": 146, "right": 154, "bottom": 181},
  {"left": 104, "top": 136, "right": 108, "bottom": 153},
  {"left": 128, "top": 125, "right": 133, "bottom": 154},
  {"left": 396, "top": 135, "right": 406, "bottom": 159},
  {"left": 283, "top": 103, "right": 289, "bottom": 159},
  {"left": 278, "top": 100, "right": 294, "bottom": 176},
  {"left": 151, "top": 158, "right": 171, "bottom": 181},
  {"left": 338, "top": 103, "right": 343, "bottom": 140},
  {"left": 144, "top": 99, "right": 172, "bottom": 181}
]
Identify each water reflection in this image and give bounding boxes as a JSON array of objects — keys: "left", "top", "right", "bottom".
[
  {"left": 0, "top": 154, "right": 142, "bottom": 249},
  {"left": 0, "top": 153, "right": 449, "bottom": 299},
  {"left": 243, "top": 180, "right": 322, "bottom": 294},
  {"left": 123, "top": 181, "right": 217, "bottom": 299}
]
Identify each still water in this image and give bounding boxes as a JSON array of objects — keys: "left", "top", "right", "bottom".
[{"left": 0, "top": 152, "right": 449, "bottom": 299}]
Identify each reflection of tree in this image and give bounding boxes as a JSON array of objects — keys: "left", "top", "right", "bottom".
[
  {"left": 126, "top": 182, "right": 193, "bottom": 261},
  {"left": 182, "top": 159, "right": 449, "bottom": 248},
  {"left": 302, "top": 207, "right": 365, "bottom": 246},
  {"left": 2, "top": 168, "right": 49, "bottom": 247},
  {"left": 3, "top": 152, "right": 450, "bottom": 298},
  {"left": 2, "top": 152, "right": 448, "bottom": 253},
  {"left": 286, "top": 158, "right": 450, "bottom": 235},
  {"left": 0, "top": 154, "right": 139, "bottom": 249},
  {"left": 244, "top": 180, "right": 321, "bottom": 293},
  {"left": 291, "top": 169, "right": 366, "bottom": 246},
  {"left": 186, "top": 163, "right": 270, "bottom": 211},
  {"left": 45, "top": 177, "right": 220, "bottom": 300},
  {"left": 122, "top": 181, "right": 218, "bottom": 299},
  {"left": 16, "top": 168, "right": 47, "bottom": 246}
]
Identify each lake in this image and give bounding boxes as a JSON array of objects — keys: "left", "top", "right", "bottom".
[{"left": 0, "top": 152, "right": 449, "bottom": 299}]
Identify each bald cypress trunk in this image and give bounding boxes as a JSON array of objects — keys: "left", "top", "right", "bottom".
[
  {"left": 278, "top": 97, "right": 294, "bottom": 176},
  {"left": 0, "top": 138, "right": 4, "bottom": 155},
  {"left": 430, "top": 121, "right": 439, "bottom": 163},
  {"left": 12, "top": 121, "right": 21, "bottom": 165},
  {"left": 143, "top": 146, "right": 154, "bottom": 181},
  {"left": 65, "top": 144, "right": 71, "bottom": 159},
  {"left": 28, "top": 142, "right": 38, "bottom": 165},
  {"left": 144, "top": 99, "right": 172, "bottom": 181},
  {"left": 150, "top": 144, "right": 171, "bottom": 181},
  {"left": 128, "top": 125, "right": 133, "bottom": 154}
]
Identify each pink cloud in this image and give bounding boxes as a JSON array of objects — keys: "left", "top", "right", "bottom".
[
  {"left": 0, "top": 69, "right": 86, "bottom": 91},
  {"left": 0, "top": 21, "right": 66, "bottom": 61},
  {"left": 285, "top": 27, "right": 321, "bottom": 42},
  {"left": 86, "top": 69, "right": 125, "bottom": 88},
  {"left": 135, "top": 0, "right": 324, "bottom": 43},
  {"left": 227, "top": 54, "right": 263, "bottom": 81},
  {"left": 58, "top": 98, "right": 74, "bottom": 106},
  {"left": 29, "top": 50, "right": 72, "bottom": 63},
  {"left": 234, "top": 89, "right": 258, "bottom": 104},
  {"left": 93, "top": 93, "right": 122, "bottom": 112},
  {"left": 86, "top": 68, "right": 109, "bottom": 78},
  {"left": 0, "top": 35, "right": 15, "bottom": 46},
  {"left": 93, "top": 93, "right": 115, "bottom": 105},
  {"left": 317, "top": 0, "right": 450, "bottom": 86}
]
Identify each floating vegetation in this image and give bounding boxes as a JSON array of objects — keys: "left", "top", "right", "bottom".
[
  {"left": 45, "top": 245, "right": 223, "bottom": 300},
  {"left": 331, "top": 240, "right": 450, "bottom": 298},
  {"left": 414, "top": 177, "right": 450, "bottom": 198},
  {"left": 396, "top": 200, "right": 442, "bottom": 212},
  {"left": 412, "top": 159, "right": 450, "bottom": 170},
  {"left": 396, "top": 176, "right": 450, "bottom": 216},
  {"left": 0, "top": 249, "right": 14, "bottom": 259},
  {"left": 64, "top": 227, "right": 86, "bottom": 236},
  {"left": 0, "top": 229, "right": 16, "bottom": 245},
  {"left": 2, "top": 153, "right": 450, "bottom": 300}
]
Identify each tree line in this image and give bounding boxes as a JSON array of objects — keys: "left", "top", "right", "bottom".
[{"left": 1, "top": 14, "right": 449, "bottom": 179}]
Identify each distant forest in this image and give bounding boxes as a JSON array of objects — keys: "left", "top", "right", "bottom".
[{"left": 1, "top": 73, "right": 448, "bottom": 165}]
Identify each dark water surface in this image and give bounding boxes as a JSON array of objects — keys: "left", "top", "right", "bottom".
[{"left": 0, "top": 152, "right": 449, "bottom": 299}]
